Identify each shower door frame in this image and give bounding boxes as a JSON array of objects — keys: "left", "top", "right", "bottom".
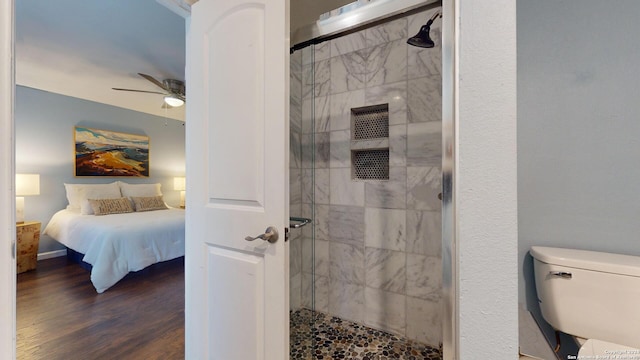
[
  {"left": 440, "top": 0, "right": 457, "bottom": 358},
  {"left": 291, "top": 0, "right": 459, "bottom": 358}
]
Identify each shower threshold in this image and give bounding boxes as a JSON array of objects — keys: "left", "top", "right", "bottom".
[{"left": 290, "top": 308, "right": 442, "bottom": 359}]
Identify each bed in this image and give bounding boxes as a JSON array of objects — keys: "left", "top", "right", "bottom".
[{"left": 42, "top": 181, "right": 185, "bottom": 293}]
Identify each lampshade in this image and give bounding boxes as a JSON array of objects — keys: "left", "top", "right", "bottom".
[
  {"left": 164, "top": 95, "right": 185, "bottom": 107},
  {"left": 173, "top": 177, "right": 186, "bottom": 191},
  {"left": 16, "top": 174, "right": 40, "bottom": 196}
]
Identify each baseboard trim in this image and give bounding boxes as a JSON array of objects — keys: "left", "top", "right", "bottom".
[{"left": 38, "top": 249, "right": 67, "bottom": 261}]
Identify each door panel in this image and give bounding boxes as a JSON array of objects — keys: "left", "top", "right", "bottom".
[
  {"left": 208, "top": 247, "right": 265, "bottom": 360},
  {"left": 185, "top": 0, "right": 289, "bottom": 359},
  {"left": 207, "top": 5, "right": 265, "bottom": 206}
]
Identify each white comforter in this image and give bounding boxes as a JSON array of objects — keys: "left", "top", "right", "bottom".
[{"left": 43, "top": 208, "right": 185, "bottom": 293}]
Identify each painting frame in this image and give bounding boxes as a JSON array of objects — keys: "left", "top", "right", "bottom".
[{"left": 74, "top": 126, "right": 150, "bottom": 177}]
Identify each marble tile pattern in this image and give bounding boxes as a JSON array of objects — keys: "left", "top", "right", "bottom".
[
  {"left": 329, "top": 130, "right": 351, "bottom": 169},
  {"left": 407, "top": 122, "right": 441, "bottom": 167},
  {"left": 408, "top": 75, "right": 441, "bottom": 123},
  {"left": 364, "top": 167, "right": 407, "bottom": 209},
  {"left": 290, "top": 131, "right": 302, "bottom": 169},
  {"left": 406, "top": 254, "right": 441, "bottom": 301},
  {"left": 314, "top": 204, "right": 330, "bottom": 241},
  {"left": 330, "top": 90, "right": 365, "bottom": 131},
  {"left": 406, "top": 296, "right": 443, "bottom": 347},
  {"left": 290, "top": 7, "right": 443, "bottom": 348},
  {"left": 329, "top": 205, "right": 365, "bottom": 245},
  {"left": 407, "top": 166, "right": 441, "bottom": 211},
  {"left": 365, "top": 248, "right": 406, "bottom": 293},
  {"left": 365, "top": 82, "right": 407, "bottom": 126},
  {"left": 364, "top": 287, "right": 406, "bottom": 335},
  {"left": 330, "top": 168, "right": 365, "bottom": 206},
  {"left": 329, "top": 279, "right": 365, "bottom": 323},
  {"left": 365, "top": 18, "right": 408, "bottom": 48},
  {"left": 406, "top": 210, "right": 441, "bottom": 257},
  {"left": 331, "top": 53, "right": 367, "bottom": 94},
  {"left": 290, "top": 51, "right": 303, "bottom": 134},
  {"left": 330, "top": 242, "right": 365, "bottom": 285},
  {"left": 364, "top": 208, "right": 406, "bottom": 251},
  {"left": 365, "top": 40, "right": 407, "bottom": 88},
  {"left": 314, "top": 168, "right": 330, "bottom": 204}
]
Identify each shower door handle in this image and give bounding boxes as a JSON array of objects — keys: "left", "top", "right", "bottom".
[
  {"left": 245, "top": 226, "right": 279, "bottom": 243},
  {"left": 289, "top": 217, "right": 311, "bottom": 229}
]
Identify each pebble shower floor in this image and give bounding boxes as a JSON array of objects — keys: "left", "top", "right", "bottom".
[{"left": 290, "top": 309, "right": 443, "bottom": 359}]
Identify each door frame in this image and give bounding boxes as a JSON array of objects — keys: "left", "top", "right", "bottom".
[
  {"left": 1, "top": 0, "right": 520, "bottom": 358},
  {"left": 0, "top": 0, "right": 16, "bottom": 358}
]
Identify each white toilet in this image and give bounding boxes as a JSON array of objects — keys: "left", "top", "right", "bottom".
[{"left": 531, "top": 246, "right": 640, "bottom": 357}]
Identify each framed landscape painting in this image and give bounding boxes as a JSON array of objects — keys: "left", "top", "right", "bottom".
[{"left": 74, "top": 127, "right": 149, "bottom": 177}]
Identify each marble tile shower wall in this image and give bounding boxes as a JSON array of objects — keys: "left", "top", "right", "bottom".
[{"left": 292, "top": 8, "right": 443, "bottom": 347}]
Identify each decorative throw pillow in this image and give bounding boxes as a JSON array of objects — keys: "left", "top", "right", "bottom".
[
  {"left": 88, "top": 197, "right": 134, "bottom": 216},
  {"left": 132, "top": 195, "right": 168, "bottom": 212}
]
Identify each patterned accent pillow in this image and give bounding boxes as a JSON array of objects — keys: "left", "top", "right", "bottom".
[
  {"left": 88, "top": 197, "right": 134, "bottom": 216},
  {"left": 132, "top": 195, "right": 168, "bottom": 212}
]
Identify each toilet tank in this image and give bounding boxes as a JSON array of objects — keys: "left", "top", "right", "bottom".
[{"left": 531, "top": 246, "right": 640, "bottom": 349}]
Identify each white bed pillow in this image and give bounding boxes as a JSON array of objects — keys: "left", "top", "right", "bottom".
[
  {"left": 118, "top": 182, "right": 162, "bottom": 198},
  {"left": 64, "top": 182, "right": 122, "bottom": 213}
]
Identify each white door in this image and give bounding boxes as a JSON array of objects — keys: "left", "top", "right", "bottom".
[{"left": 184, "top": 0, "right": 289, "bottom": 359}]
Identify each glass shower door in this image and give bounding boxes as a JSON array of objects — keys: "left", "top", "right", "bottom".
[{"left": 289, "top": 44, "right": 316, "bottom": 359}]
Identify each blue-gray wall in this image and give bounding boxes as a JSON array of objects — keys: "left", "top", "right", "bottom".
[
  {"left": 518, "top": 1, "right": 640, "bottom": 356},
  {"left": 16, "top": 86, "right": 185, "bottom": 253}
]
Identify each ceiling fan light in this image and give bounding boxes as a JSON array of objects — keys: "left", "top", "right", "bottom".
[{"left": 164, "top": 95, "right": 184, "bottom": 107}]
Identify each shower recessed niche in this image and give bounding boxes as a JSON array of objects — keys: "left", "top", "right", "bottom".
[{"left": 351, "top": 103, "right": 390, "bottom": 181}]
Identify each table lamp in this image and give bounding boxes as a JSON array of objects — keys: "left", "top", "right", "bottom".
[
  {"left": 174, "top": 176, "right": 185, "bottom": 209},
  {"left": 16, "top": 173, "right": 40, "bottom": 224}
]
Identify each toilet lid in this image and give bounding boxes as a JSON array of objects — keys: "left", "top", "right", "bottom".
[{"left": 578, "top": 339, "right": 640, "bottom": 357}]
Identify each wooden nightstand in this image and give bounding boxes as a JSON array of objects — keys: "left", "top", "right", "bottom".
[{"left": 16, "top": 221, "right": 41, "bottom": 274}]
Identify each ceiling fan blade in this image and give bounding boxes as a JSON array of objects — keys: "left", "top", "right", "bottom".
[
  {"left": 112, "top": 88, "right": 166, "bottom": 95},
  {"left": 138, "top": 73, "right": 169, "bottom": 92}
]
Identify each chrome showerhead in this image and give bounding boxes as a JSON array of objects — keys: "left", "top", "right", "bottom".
[{"left": 407, "top": 12, "right": 441, "bottom": 48}]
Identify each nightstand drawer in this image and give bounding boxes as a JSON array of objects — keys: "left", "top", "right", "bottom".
[{"left": 17, "top": 221, "right": 41, "bottom": 274}]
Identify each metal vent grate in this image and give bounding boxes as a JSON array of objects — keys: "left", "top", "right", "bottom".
[
  {"left": 352, "top": 104, "right": 389, "bottom": 140},
  {"left": 352, "top": 149, "right": 389, "bottom": 180}
]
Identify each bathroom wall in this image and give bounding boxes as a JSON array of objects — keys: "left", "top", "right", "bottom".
[
  {"left": 518, "top": 0, "right": 640, "bottom": 356},
  {"left": 294, "top": 7, "right": 443, "bottom": 346},
  {"left": 518, "top": 0, "right": 640, "bottom": 306}
]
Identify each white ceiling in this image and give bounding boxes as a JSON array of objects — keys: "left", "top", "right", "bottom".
[
  {"left": 15, "top": 0, "right": 186, "bottom": 121},
  {"left": 14, "top": 0, "right": 358, "bottom": 123}
]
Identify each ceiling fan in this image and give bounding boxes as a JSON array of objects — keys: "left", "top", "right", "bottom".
[{"left": 112, "top": 73, "right": 186, "bottom": 108}]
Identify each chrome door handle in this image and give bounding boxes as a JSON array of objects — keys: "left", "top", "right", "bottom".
[
  {"left": 245, "top": 226, "right": 279, "bottom": 244},
  {"left": 549, "top": 271, "right": 572, "bottom": 279}
]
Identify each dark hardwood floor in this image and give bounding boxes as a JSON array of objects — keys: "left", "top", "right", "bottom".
[{"left": 17, "top": 256, "right": 185, "bottom": 360}]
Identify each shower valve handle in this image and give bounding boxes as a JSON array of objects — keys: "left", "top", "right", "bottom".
[{"left": 245, "top": 226, "right": 279, "bottom": 244}]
